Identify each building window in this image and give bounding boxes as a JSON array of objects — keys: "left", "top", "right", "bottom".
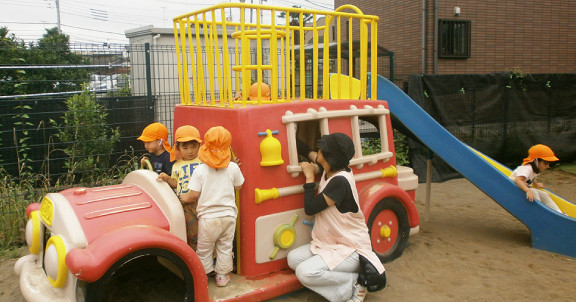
[{"left": 438, "top": 19, "right": 471, "bottom": 58}]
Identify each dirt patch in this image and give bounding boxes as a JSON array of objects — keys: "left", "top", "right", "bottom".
[{"left": 3, "top": 170, "right": 576, "bottom": 301}]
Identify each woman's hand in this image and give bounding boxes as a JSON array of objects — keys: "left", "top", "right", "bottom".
[{"left": 299, "top": 162, "right": 316, "bottom": 183}]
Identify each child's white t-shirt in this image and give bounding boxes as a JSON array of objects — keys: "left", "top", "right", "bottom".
[
  {"left": 187, "top": 162, "right": 244, "bottom": 219},
  {"left": 510, "top": 164, "right": 537, "bottom": 188}
]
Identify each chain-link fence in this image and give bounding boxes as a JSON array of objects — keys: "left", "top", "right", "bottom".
[{"left": 0, "top": 43, "right": 180, "bottom": 180}]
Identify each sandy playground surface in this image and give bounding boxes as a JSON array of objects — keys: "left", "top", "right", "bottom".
[{"left": 1, "top": 169, "right": 575, "bottom": 301}]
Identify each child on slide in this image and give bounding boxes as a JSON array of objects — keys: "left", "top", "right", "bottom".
[{"left": 509, "top": 144, "right": 562, "bottom": 213}]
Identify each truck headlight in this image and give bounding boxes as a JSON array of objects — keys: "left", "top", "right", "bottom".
[
  {"left": 39, "top": 196, "right": 54, "bottom": 227},
  {"left": 45, "top": 235, "right": 68, "bottom": 288},
  {"left": 25, "top": 211, "right": 43, "bottom": 255}
]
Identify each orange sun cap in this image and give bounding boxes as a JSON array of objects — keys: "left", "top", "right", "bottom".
[
  {"left": 170, "top": 125, "right": 202, "bottom": 161},
  {"left": 138, "top": 122, "right": 171, "bottom": 152},
  {"left": 248, "top": 82, "right": 271, "bottom": 101},
  {"left": 174, "top": 125, "right": 202, "bottom": 143},
  {"left": 523, "top": 144, "right": 559, "bottom": 165},
  {"left": 199, "top": 126, "right": 232, "bottom": 169}
]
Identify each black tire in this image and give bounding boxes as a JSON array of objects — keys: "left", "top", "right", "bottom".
[
  {"left": 366, "top": 198, "right": 410, "bottom": 263},
  {"left": 79, "top": 248, "right": 195, "bottom": 302}
]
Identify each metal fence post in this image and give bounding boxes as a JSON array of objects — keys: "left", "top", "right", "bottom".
[{"left": 144, "top": 42, "right": 154, "bottom": 122}]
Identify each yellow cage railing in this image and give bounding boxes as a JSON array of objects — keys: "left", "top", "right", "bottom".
[{"left": 173, "top": 3, "right": 379, "bottom": 107}]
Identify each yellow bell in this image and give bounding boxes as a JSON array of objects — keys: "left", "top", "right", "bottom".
[{"left": 260, "top": 129, "right": 284, "bottom": 166}]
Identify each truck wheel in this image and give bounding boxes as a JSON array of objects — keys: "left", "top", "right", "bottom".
[
  {"left": 78, "top": 248, "right": 195, "bottom": 302},
  {"left": 367, "top": 198, "right": 410, "bottom": 263}
]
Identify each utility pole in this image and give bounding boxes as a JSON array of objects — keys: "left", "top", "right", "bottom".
[{"left": 55, "top": 0, "right": 62, "bottom": 33}]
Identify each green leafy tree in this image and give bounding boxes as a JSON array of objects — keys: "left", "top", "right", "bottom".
[
  {"left": 0, "top": 27, "right": 91, "bottom": 96},
  {"left": 0, "top": 27, "right": 28, "bottom": 95},
  {"left": 26, "top": 28, "right": 91, "bottom": 94}
]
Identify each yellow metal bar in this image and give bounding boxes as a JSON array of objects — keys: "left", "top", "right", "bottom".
[
  {"left": 193, "top": 16, "right": 205, "bottom": 105},
  {"left": 220, "top": 10, "right": 233, "bottom": 107},
  {"left": 348, "top": 20, "right": 353, "bottom": 99},
  {"left": 183, "top": 19, "right": 194, "bottom": 105},
  {"left": 336, "top": 16, "right": 342, "bottom": 99},
  {"left": 290, "top": 24, "right": 295, "bottom": 100},
  {"left": 256, "top": 10, "right": 263, "bottom": 105},
  {"left": 235, "top": 25, "right": 241, "bottom": 105},
  {"left": 173, "top": 20, "right": 186, "bottom": 105},
  {"left": 359, "top": 19, "right": 367, "bottom": 100},
  {"left": 312, "top": 14, "right": 318, "bottom": 100},
  {"left": 185, "top": 18, "right": 197, "bottom": 105},
  {"left": 370, "top": 20, "right": 378, "bottom": 100},
  {"left": 322, "top": 16, "right": 329, "bottom": 99},
  {"left": 283, "top": 19, "right": 290, "bottom": 101},
  {"left": 298, "top": 13, "right": 305, "bottom": 100},
  {"left": 203, "top": 12, "right": 216, "bottom": 106},
  {"left": 270, "top": 9, "right": 278, "bottom": 103},
  {"left": 240, "top": 8, "right": 250, "bottom": 107},
  {"left": 280, "top": 32, "right": 286, "bottom": 101},
  {"left": 212, "top": 9, "right": 224, "bottom": 107}
]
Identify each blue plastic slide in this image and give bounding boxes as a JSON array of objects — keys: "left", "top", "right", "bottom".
[{"left": 367, "top": 73, "right": 576, "bottom": 258}]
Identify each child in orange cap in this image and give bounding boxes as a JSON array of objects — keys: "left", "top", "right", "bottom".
[
  {"left": 138, "top": 122, "right": 173, "bottom": 175},
  {"left": 510, "top": 144, "right": 562, "bottom": 213},
  {"left": 158, "top": 125, "right": 203, "bottom": 250},
  {"left": 158, "top": 125, "right": 203, "bottom": 194},
  {"left": 180, "top": 126, "right": 244, "bottom": 287}
]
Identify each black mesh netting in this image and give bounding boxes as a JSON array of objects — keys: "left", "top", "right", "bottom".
[{"left": 404, "top": 72, "right": 576, "bottom": 182}]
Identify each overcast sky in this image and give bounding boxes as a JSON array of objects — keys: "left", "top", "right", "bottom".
[{"left": 0, "top": 0, "right": 334, "bottom": 45}]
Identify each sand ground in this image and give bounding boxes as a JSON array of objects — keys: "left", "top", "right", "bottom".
[{"left": 2, "top": 169, "right": 575, "bottom": 301}]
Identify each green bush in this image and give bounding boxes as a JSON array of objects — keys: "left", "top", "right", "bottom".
[
  {"left": 361, "top": 130, "right": 410, "bottom": 166},
  {"left": 393, "top": 130, "right": 410, "bottom": 166},
  {"left": 51, "top": 88, "right": 120, "bottom": 182}
]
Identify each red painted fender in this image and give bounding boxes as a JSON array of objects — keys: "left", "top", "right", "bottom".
[
  {"left": 359, "top": 182, "right": 420, "bottom": 228},
  {"left": 26, "top": 203, "right": 41, "bottom": 218},
  {"left": 66, "top": 225, "right": 208, "bottom": 301}
]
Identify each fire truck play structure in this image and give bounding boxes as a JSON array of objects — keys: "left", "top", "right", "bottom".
[{"left": 15, "top": 3, "right": 421, "bottom": 301}]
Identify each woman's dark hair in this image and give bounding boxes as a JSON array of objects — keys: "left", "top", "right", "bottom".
[{"left": 318, "top": 133, "right": 355, "bottom": 170}]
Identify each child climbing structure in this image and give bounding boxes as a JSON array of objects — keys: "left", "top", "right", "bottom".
[{"left": 14, "top": 4, "right": 420, "bottom": 302}]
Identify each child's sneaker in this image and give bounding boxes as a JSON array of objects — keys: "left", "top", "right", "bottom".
[
  {"left": 216, "top": 273, "right": 230, "bottom": 287},
  {"left": 346, "top": 282, "right": 367, "bottom": 302}
]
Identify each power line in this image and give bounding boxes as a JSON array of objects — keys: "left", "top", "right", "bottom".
[
  {"left": 2, "top": 22, "right": 56, "bottom": 25},
  {"left": 58, "top": 3, "right": 168, "bottom": 25},
  {"left": 61, "top": 24, "right": 126, "bottom": 36}
]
